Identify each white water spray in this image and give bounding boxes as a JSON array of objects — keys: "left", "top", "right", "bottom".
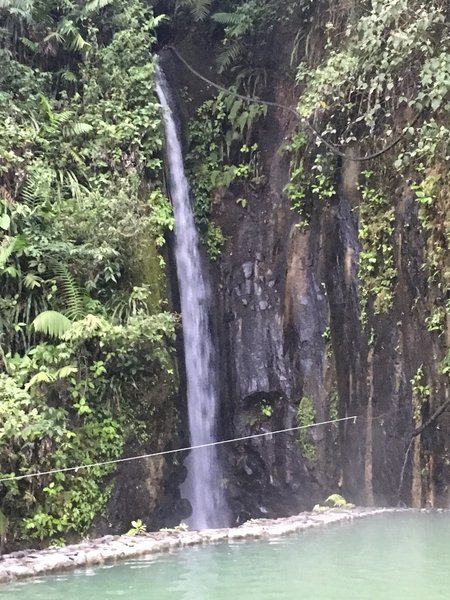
[{"left": 155, "top": 67, "right": 228, "bottom": 529}]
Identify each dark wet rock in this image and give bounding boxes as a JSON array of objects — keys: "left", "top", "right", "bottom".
[{"left": 242, "top": 262, "right": 254, "bottom": 279}]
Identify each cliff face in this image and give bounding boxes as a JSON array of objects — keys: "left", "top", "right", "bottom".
[
  {"left": 162, "top": 11, "right": 450, "bottom": 523},
  {"left": 211, "top": 113, "right": 449, "bottom": 517}
]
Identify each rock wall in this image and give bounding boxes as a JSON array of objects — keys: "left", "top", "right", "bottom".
[{"left": 161, "top": 24, "right": 450, "bottom": 526}]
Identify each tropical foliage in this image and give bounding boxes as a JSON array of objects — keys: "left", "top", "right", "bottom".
[{"left": 0, "top": 0, "right": 177, "bottom": 545}]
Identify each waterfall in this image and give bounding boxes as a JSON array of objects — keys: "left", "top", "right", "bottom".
[{"left": 155, "top": 67, "right": 228, "bottom": 529}]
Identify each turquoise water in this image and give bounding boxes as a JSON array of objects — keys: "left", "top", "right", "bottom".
[{"left": 1, "top": 513, "right": 449, "bottom": 599}]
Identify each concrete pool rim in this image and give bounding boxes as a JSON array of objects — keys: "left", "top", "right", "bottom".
[{"left": 0, "top": 507, "right": 443, "bottom": 584}]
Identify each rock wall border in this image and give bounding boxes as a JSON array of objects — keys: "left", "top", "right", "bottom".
[{"left": 0, "top": 508, "right": 413, "bottom": 584}]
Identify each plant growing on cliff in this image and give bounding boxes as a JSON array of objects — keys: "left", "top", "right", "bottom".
[
  {"left": 297, "top": 396, "right": 317, "bottom": 461},
  {"left": 127, "top": 519, "right": 147, "bottom": 535},
  {"left": 186, "top": 90, "right": 265, "bottom": 257},
  {"left": 212, "top": 0, "right": 276, "bottom": 86},
  {"left": 358, "top": 171, "right": 396, "bottom": 321},
  {"left": 410, "top": 366, "right": 432, "bottom": 424},
  {"left": 313, "top": 493, "right": 354, "bottom": 512},
  {"left": 296, "top": 0, "right": 448, "bottom": 145}
]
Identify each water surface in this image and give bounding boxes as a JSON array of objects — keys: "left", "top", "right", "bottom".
[{"left": 1, "top": 513, "right": 449, "bottom": 599}]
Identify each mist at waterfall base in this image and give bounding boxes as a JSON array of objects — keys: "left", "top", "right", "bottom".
[
  {"left": 155, "top": 67, "right": 228, "bottom": 530},
  {"left": 3, "top": 513, "right": 450, "bottom": 599}
]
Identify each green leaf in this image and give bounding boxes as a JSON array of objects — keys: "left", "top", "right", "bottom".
[
  {"left": 31, "top": 311, "right": 72, "bottom": 338},
  {"left": 0, "top": 213, "right": 10, "bottom": 230}
]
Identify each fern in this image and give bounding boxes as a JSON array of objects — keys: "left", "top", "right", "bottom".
[
  {"left": 54, "top": 110, "right": 74, "bottom": 126},
  {"left": 31, "top": 310, "right": 72, "bottom": 338},
  {"left": 61, "top": 69, "right": 77, "bottom": 83},
  {"left": 211, "top": 12, "right": 246, "bottom": 28},
  {"left": 63, "top": 122, "right": 93, "bottom": 136},
  {"left": 217, "top": 40, "right": 245, "bottom": 73},
  {"left": 25, "top": 364, "right": 77, "bottom": 388},
  {"left": 21, "top": 165, "right": 55, "bottom": 207},
  {"left": 177, "top": 0, "right": 212, "bottom": 21},
  {"left": 48, "top": 260, "right": 86, "bottom": 320}
]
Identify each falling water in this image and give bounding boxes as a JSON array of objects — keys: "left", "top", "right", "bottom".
[{"left": 155, "top": 67, "right": 228, "bottom": 529}]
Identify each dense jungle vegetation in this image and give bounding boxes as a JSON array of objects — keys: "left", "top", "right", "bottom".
[
  {"left": 1, "top": 0, "right": 449, "bottom": 546},
  {"left": 0, "top": 0, "right": 178, "bottom": 545}
]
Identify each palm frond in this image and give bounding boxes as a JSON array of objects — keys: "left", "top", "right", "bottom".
[
  {"left": 31, "top": 310, "right": 72, "bottom": 338},
  {"left": 57, "top": 19, "right": 91, "bottom": 52},
  {"left": 25, "top": 370, "right": 57, "bottom": 389},
  {"left": 56, "top": 365, "right": 77, "bottom": 379},
  {"left": 23, "top": 272, "right": 43, "bottom": 289},
  {"left": 24, "top": 364, "right": 77, "bottom": 389}
]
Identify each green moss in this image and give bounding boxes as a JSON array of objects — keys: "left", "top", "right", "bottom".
[{"left": 131, "top": 232, "right": 168, "bottom": 312}]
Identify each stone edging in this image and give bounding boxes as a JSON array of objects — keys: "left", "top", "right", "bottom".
[{"left": 0, "top": 507, "right": 407, "bottom": 584}]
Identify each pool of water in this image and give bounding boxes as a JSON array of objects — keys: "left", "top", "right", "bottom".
[{"left": 1, "top": 512, "right": 449, "bottom": 599}]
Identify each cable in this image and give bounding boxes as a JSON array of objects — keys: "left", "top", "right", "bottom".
[
  {"left": 0, "top": 415, "right": 357, "bottom": 483},
  {"left": 165, "top": 45, "right": 421, "bottom": 163}
]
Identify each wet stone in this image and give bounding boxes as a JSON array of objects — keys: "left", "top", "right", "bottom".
[{"left": 242, "top": 262, "right": 253, "bottom": 279}]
